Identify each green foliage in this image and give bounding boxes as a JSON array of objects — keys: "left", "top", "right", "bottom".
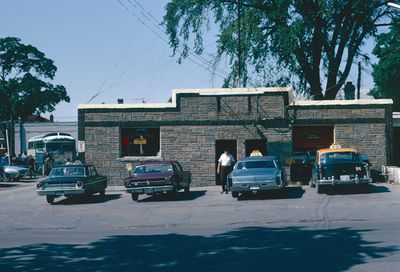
[
  {"left": 0, "top": 37, "right": 70, "bottom": 122},
  {"left": 369, "top": 21, "right": 400, "bottom": 111},
  {"left": 163, "top": 0, "right": 392, "bottom": 99}
]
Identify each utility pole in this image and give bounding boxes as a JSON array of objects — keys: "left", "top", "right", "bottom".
[
  {"left": 357, "top": 62, "right": 361, "bottom": 99},
  {"left": 237, "top": 0, "right": 241, "bottom": 88}
]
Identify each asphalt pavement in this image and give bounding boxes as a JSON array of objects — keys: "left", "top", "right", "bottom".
[{"left": 0, "top": 179, "right": 399, "bottom": 271}]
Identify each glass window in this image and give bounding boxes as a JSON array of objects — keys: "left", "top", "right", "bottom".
[
  {"left": 237, "top": 160, "right": 276, "bottom": 169},
  {"left": 133, "top": 163, "right": 173, "bottom": 174},
  {"left": 121, "top": 128, "right": 160, "bottom": 157},
  {"left": 320, "top": 152, "right": 361, "bottom": 164}
]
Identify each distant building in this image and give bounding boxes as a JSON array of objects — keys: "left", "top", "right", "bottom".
[{"left": 78, "top": 88, "right": 393, "bottom": 186}]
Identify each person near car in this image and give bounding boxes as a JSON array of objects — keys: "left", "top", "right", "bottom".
[
  {"left": 217, "top": 149, "right": 235, "bottom": 193},
  {"left": 27, "top": 155, "right": 36, "bottom": 179}
]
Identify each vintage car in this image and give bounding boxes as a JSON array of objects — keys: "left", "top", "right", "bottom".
[
  {"left": 0, "top": 163, "right": 28, "bottom": 182},
  {"left": 227, "top": 156, "right": 285, "bottom": 198},
  {"left": 288, "top": 151, "right": 315, "bottom": 183},
  {"left": 310, "top": 144, "right": 371, "bottom": 193},
  {"left": 124, "top": 161, "right": 191, "bottom": 202},
  {"left": 36, "top": 164, "right": 107, "bottom": 204}
]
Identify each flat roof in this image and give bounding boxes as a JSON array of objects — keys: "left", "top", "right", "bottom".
[
  {"left": 78, "top": 87, "right": 291, "bottom": 110},
  {"left": 292, "top": 99, "right": 393, "bottom": 107}
]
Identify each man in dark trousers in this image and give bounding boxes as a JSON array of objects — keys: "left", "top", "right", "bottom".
[
  {"left": 27, "top": 155, "right": 36, "bottom": 179},
  {"left": 217, "top": 149, "right": 235, "bottom": 193}
]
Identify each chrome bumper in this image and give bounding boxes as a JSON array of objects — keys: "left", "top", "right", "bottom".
[
  {"left": 125, "top": 185, "right": 174, "bottom": 194},
  {"left": 36, "top": 188, "right": 85, "bottom": 196},
  {"left": 318, "top": 177, "right": 371, "bottom": 186},
  {"left": 231, "top": 182, "right": 284, "bottom": 193}
]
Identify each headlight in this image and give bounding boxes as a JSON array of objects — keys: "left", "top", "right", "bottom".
[
  {"left": 36, "top": 183, "right": 43, "bottom": 189},
  {"left": 165, "top": 177, "right": 172, "bottom": 184},
  {"left": 76, "top": 181, "right": 83, "bottom": 189}
]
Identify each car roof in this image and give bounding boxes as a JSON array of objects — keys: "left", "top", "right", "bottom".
[
  {"left": 317, "top": 148, "right": 358, "bottom": 156},
  {"left": 237, "top": 156, "right": 278, "bottom": 162},
  {"left": 53, "top": 164, "right": 91, "bottom": 168},
  {"left": 135, "top": 161, "right": 177, "bottom": 166}
]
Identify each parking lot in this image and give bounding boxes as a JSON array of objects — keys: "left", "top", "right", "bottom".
[{"left": 0, "top": 179, "right": 399, "bottom": 271}]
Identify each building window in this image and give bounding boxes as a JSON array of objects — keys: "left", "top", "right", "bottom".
[{"left": 121, "top": 128, "right": 160, "bottom": 157}]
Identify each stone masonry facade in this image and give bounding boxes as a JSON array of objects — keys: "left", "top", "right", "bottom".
[{"left": 78, "top": 88, "right": 393, "bottom": 185}]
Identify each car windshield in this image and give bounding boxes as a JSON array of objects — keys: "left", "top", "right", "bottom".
[
  {"left": 133, "top": 164, "right": 173, "bottom": 174},
  {"left": 320, "top": 152, "right": 360, "bottom": 164},
  {"left": 49, "top": 166, "right": 86, "bottom": 177},
  {"left": 236, "top": 160, "right": 276, "bottom": 169}
]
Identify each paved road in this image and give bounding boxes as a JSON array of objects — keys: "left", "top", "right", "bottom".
[{"left": 0, "top": 181, "right": 399, "bottom": 271}]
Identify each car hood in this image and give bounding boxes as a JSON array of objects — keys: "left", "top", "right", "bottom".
[
  {"left": 3, "top": 165, "right": 27, "bottom": 171},
  {"left": 126, "top": 172, "right": 173, "bottom": 181}
]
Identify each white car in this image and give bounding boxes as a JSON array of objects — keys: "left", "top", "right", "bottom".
[{"left": 0, "top": 164, "right": 28, "bottom": 182}]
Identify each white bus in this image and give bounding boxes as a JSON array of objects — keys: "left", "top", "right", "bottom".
[{"left": 28, "top": 133, "right": 76, "bottom": 174}]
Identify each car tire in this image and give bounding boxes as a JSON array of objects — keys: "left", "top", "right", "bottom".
[
  {"left": 99, "top": 188, "right": 106, "bottom": 197},
  {"left": 4, "top": 173, "right": 12, "bottom": 182},
  {"left": 184, "top": 186, "right": 190, "bottom": 194},
  {"left": 316, "top": 183, "right": 325, "bottom": 194},
  {"left": 46, "top": 195, "right": 55, "bottom": 204},
  {"left": 131, "top": 193, "right": 139, "bottom": 202},
  {"left": 170, "top": 188, "right": 178, "bottom": 199},
  {"left": 232, "top": 192, "right": 239, "bottom": 198}
]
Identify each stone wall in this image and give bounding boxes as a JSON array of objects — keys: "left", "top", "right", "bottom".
[
  {"left": 289, "top": 101, "right": 392, "bottom": 171},
  {"left": 80, "top": 90, "right": 291, "bottom": 185}
]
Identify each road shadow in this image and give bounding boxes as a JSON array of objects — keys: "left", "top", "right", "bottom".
[
  {"left": 52, "top": 193, "right": 122, "bottom": 205},
  {"left": 237, "top": 186, "right": 305, "bottom": 201},
  {"left": 0, "top": 226, "right": 397, "bottom": 272},
  {"left": 138, "top": 190, "right": 207, "bottom": 203},
  {"left": 0, "top": 183, "right": 17, "bottom": 188},
  {"left": 326, "top": 184, "right": 390, "bottom": 195}
]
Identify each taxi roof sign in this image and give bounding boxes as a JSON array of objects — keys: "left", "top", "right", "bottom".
[
  {"left": 250, "top": 150, "right": 263, "bottom": 156},
  {"left": 329, "top": 143, "right": 342, "bottom": 149}
]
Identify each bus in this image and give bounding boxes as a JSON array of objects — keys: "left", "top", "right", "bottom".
[{"left": 27, "top": 133, "right": 76, "bottom": 174}]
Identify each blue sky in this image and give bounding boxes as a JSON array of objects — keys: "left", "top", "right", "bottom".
[{"left": 2, "top": 0, "right": 377, "bottom": 122}]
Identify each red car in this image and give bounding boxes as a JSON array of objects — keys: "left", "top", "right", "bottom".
[{"left": 124, "top": 161, "right": 191, "bottom": 202}]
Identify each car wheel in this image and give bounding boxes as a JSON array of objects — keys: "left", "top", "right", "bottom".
[
  {"left": 46, "top": 195, "right": 55, "bottom": 204},
  {"left": 316, "top": 183, "right": 325, "bottom": 194},
  {"left": 99, "top": 188, "right": 106, "bottom": 197},
  {"left": 4, "top": 173, "right": 12, "bottom": 182},
  {"left": 170, "top": 188, "right": 178, "bottom": 199},
  {"left": 232, "top": 192, "right": 239, "bottom": 198},
  {"left": 131, "top": 193, "right": 139, "bottom": 202},
  {"left": 360, "top": 183, "right": 369, "bottom": 193},
  {"left": 184, "top": 186, "right": 190, "bottom": 194}
]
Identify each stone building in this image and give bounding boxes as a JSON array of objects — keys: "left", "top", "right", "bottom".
[{"left": 78, "top": 88, "right": 393, "bottom": 186}]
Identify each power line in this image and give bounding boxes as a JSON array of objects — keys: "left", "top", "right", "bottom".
[{"left": 117, "top": 0, "right": 230, "bottom": 78}]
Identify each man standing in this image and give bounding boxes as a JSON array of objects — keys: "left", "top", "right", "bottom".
[{"left": 217, "top": 149, "right": 235, "bottom": 193}]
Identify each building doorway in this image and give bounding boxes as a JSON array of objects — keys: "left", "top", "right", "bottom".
[
  {"left": 245, "top": 139, "right": 268, "bottom": 156},
  {"left": 394, "top": 128, "right": 400, "bottom": 166},
  {"left": 215, "top": 140, "right": 237, "bottom": 185}
]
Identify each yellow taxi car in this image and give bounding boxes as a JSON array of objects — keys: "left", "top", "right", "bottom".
[{"left": 310, "top": 144, "right": 371, "bottom": 193}]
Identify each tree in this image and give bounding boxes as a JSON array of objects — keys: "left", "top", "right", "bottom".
[
  {"left": 0, "top": 37, "right": 70, "bottom": 153},
  {"left": 163, "top": 0, "right": 394, "bottom": 100},
  {"left": 369, "top": 20, "right": 400, "bottom": 111}
]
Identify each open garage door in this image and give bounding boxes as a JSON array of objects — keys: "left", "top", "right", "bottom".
[{"left": 291, "top": 126, "right": 334, "bottom": 182}]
